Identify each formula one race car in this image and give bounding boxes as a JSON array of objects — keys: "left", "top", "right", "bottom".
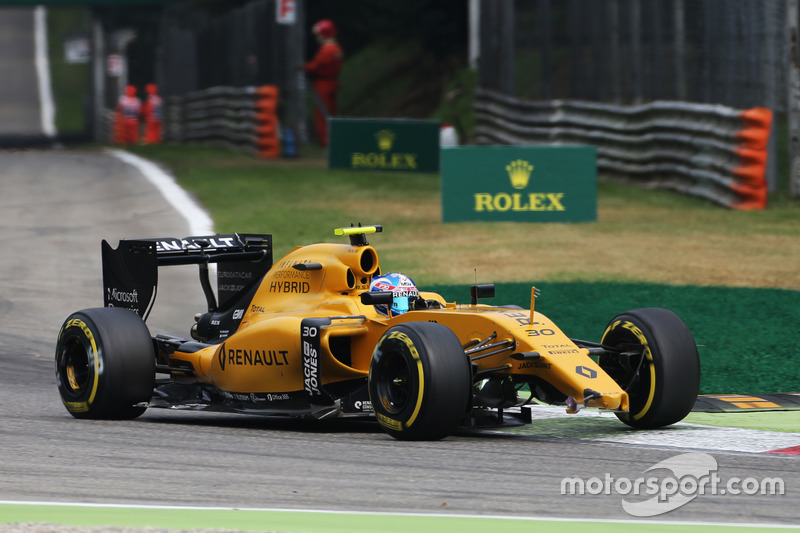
[{"left": 55, "top": 225, "right": 700, "bottom": 440}]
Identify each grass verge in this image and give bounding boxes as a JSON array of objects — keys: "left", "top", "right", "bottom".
[
  {"left": 125, "top": 144, "right": 800, "bottom": 289},
  {"left": 123, "top": 143, "right": 800, "bottom": 394},
  {"left": 431, "top": 281, "right": 800, "bottom": 395},
  {"left": 0, "top": 503, "right": 793, "bottom": 532}
]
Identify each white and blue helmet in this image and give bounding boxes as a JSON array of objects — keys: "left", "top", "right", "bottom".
[{"left": 369, "top": 273, "right": 419, "bottom": 316}]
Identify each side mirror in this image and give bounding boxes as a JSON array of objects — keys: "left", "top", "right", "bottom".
[
  {"left": 360, "top": 290, "right": 394, "bottom": 306},
  {"left": 469, "top": 284, "right": 495, "bottom": 305}
]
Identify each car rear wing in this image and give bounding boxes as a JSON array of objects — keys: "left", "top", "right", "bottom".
[{"left": 102, "top": 233, "right": 272, "bottom": 320}]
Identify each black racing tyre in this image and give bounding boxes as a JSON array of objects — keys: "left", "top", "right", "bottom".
[
  {"left": 599, "top": 307, "right": 700, "bottom": 429},
  {"left": 368, "top": 322, "right": 471, "bottom": 440},
  {"left": 55, "top": 307, "right": 155, "bottom": 419}
]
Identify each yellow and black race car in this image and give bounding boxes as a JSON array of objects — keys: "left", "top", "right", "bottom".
[{"left": 55, "top": 225, "right": 700, "bottom": 440}]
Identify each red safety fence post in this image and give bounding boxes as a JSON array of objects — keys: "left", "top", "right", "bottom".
[
  {"left": 731, "top": 107, "right": 772, "bottom": 210},
  {"left": 255, "top": 85, "right": 280, "bottom": 159}
]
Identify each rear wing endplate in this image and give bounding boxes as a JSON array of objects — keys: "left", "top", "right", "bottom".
[{"left": 102, "top": 233, "right": 272, "bottom": 320}]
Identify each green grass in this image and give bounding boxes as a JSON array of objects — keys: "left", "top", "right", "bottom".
[
  {"left": 2, "top": 503, "right": 790, "bottom": 533},
  {"left": 121, "top": 144, "right": 800, "bottom": 395},
  {"left": 126, "top": 144, "right": 800, "bottom": 287},
  {"left": 123, "top": 143, "right": 800, "bottom": 250},
  {"left": 126, "top": 144, "right": 442, "bottom": 260},
  {"left": 685, "top": 411, "right": 800, "bottom": 433},
  {"left": 431, "top": 281, "right": 800, "bottom": 395}
]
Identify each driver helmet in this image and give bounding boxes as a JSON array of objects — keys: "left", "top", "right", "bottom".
[{"left": 369, "top": 273, "right": 419, "bottom": 316}]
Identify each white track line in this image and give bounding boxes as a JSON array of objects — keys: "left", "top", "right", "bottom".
[
  {"left": 107, "top": 149, "right": 214, "bottom": 236},
  {"left": 1, "top": 500, "right": 799, "bottom": 529},
  {"left": 34, "top": 6, "right": 56, "bottom": 137}
]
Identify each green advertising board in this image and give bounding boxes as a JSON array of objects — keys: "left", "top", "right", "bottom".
[
  {"left": 328, "top": 118, "right": 440, "bottom": 173},
  {"left": 441, "top": 145, "right": 597, "bottom": 222}
]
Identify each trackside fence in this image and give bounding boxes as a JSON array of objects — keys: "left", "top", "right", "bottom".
[
  {"left": 165, "top": 85, "right": 281, "bottom": 158},
  {"left": 474, "top": 88, "right": 773, "bottom": 210}
]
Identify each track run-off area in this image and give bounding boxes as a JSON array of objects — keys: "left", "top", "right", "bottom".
[{"left": 0, "top": 148, "right": 798, "bottom": 533}]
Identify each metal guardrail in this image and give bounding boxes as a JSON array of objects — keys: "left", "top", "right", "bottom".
[
  {"left": 474, "top": 88, "right": 772, "bottom": 209},
  {"left": 165, "top": 85, "right": 280, "bottom": 158}
]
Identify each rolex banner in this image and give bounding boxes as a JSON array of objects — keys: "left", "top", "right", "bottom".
[
  {"left": 441, "top": 145, "right": 597, "bottom": 222},
  {"left": 328, "top": 118, "right": 440, "bottom": 173}
]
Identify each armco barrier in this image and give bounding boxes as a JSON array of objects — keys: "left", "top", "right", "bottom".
[
  {"left": 473, "top": 88, "right": 772, "bottom": 209},
  {"left": 165, "top": 85, "right": 280, "bottom": 158}
]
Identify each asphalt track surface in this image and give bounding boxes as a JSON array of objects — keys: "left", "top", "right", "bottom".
[{"left": 0, "top": 149, "right": 799, "bottom": 529}]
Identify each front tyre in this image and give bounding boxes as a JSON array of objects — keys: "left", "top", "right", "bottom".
[
  {"left": 600, "top": 308, "right": 700, "bottom": 429},
  {"left": 55, "top": 307, "right": 155, "bottom": 419},
  {"left": 369, "top": 322, "right": 471, "bottom": 440}
]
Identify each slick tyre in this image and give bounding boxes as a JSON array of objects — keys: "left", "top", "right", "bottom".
[
  {"left": 369, "top": 322, "right": 471, "bottom": 441},
  {"left": 599, "top": 308, "right": 700, "bottom": 429},
  {"left": 55, "top": 307, "right": 155, "bottom": 419}
]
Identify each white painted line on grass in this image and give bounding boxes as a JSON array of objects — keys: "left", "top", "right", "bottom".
[
  {"left": 34, "top": 6, "right": 56, "bottom": 137},
  {"left": 107, "top": 149, "right": 214, "bottom": 236},
  {"left": 0, "top": 500, "right": 798, "bottom": 529}
]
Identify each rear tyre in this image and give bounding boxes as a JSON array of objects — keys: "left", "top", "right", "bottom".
[
  {"left": 55, "top": 307, "right": 155, "bottom": 419},
  {"left": 369, "top": 322, "right": 471, "bottom": 440},
  {"left": 599, "top": 308, "right": 700, "bottom": 429}
]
